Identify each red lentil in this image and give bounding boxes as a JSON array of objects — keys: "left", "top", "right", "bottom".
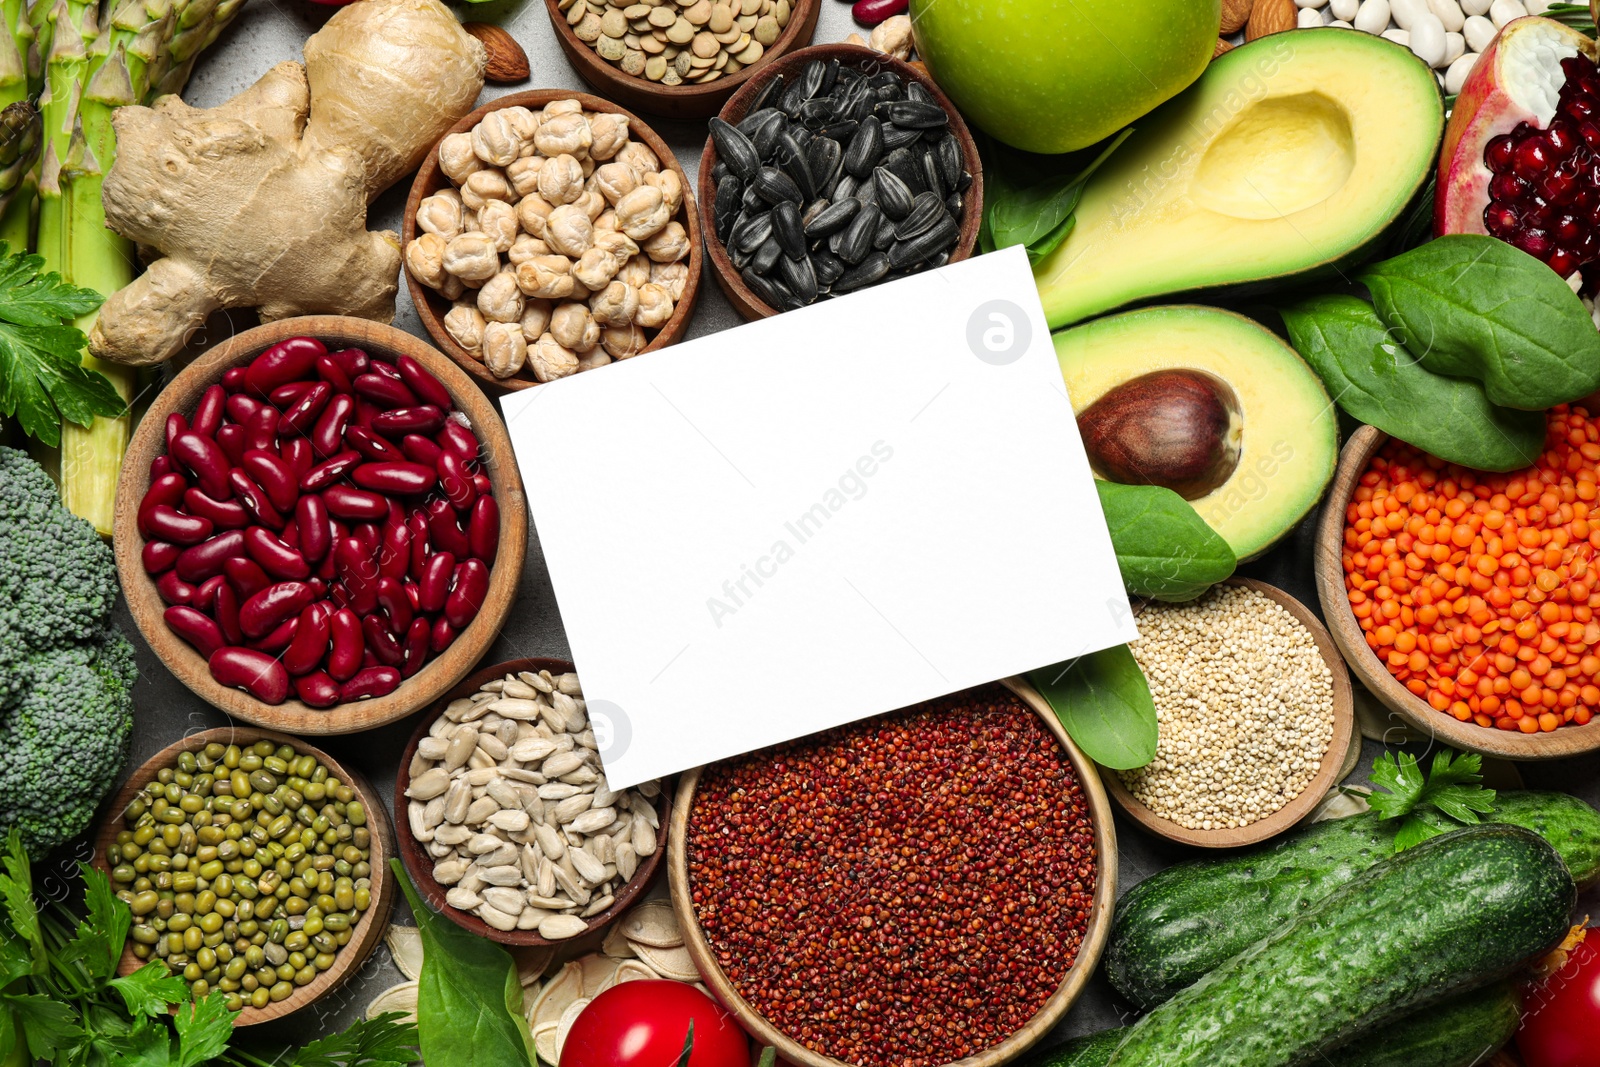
[{"left": 686, "top": 685, "right": 1097, "bottom": 1067}]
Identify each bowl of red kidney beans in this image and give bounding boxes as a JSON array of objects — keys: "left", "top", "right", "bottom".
[{"left": 113, "top": 317, "right": 528, "bottom": 735}]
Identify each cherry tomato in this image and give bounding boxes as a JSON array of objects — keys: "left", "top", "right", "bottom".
[
  {"left": 561, "top": 981, "right": 750, "bottom": 1067},
  {"left": 1518, "top": 931, "right": 1600, "bottom": 1067}
]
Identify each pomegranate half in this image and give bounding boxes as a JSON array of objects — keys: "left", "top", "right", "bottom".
[{"left": 1437, "top": 17, "right": 1600, "bottom": 282}]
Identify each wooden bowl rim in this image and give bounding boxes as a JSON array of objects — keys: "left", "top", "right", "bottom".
[
  {"left": 667, "top": 680, "right": 1117, "bottom": 1067},
  {"left": 111, "top": 316, "right": 528, "bottom": 736},
  {"left": 696, "top": 42, "right": 986, "bottom": 321},
  {"left": 393, "top": 655, "right": 671, "bottom": 946},
  {"left": 93, "top": 725, "right": 395, "bottom": 1026},
  {"left": 540, "top": 0, "right": 821, "bottom": 115},
  {"left": 1098, "top": 577, "right": 1356, "bottom": 849},
  {"left": 1314, "top": 425, "right": 1600, "bottom": 759},
  {"left": 402, "top": 89, "right": 703, "bottom": 393}
]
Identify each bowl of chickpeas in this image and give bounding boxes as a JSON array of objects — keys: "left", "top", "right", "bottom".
[
  {"left": 402, "top": 90, "right": 702, "bottom": 392},
  {"left": 93, "top": 727, "right": 394, "bottom": 1025}
]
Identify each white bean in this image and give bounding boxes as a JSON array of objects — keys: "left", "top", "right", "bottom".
[
  {"left": 1443, "top": 30, "right": 1465, "bottom": 64},
  {"left": 1428, "top": 0, "right": 1465, "bottom": 29},
  {"left": 1523, "top": 0, "right": 1554, "bottom": 12},
  {"left": 1391, "top": 0, "right": 1429, "bottom": 27},
  {"left": 1489, "top": 0, "right": 1525, "bottom": 27},
  {"left": 1410, "top": 13, "right": 1447, "bottom": 66},
  {"left": 1299, "top": 6, "right": 1330, "bottom": 23},
  {"left": 1460, "top": 0, "right": 1491, "bottom": 12},
  {"left": 1463, "top": 13, "right": 1496, "bottom": 50},
  {"left": 1354, "top": 0, "right": 1392, "bottom": 33},
  {"left": 1329, "top": 17, "right": 1353, "bottom": 24},
  {"left": 1445, "top": 50, "right": 1480, "bottom": 94},
  {"left": 1296, "top": 0, "right": 1329, "bottom": 6},
  {"left": 1382, "top": 26, "right": 1412, "bottom": 45},
  {"left": 1331, "top": 0, "right": 1359, "bottom": 17}
]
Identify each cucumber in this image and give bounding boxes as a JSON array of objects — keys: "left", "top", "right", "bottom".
[
  {"left": 1105, "top": 790, "right": 1600, "bottom": 1007},
  {"left": 1029, "top": 984, "right": 1519, "bottom": 1067},
  {"left": 1105, "top": 824, "right": 1573, "bottom": 1067}
]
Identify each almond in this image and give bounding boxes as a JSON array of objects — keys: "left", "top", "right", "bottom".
[
  {"left": 1213, "top": 37, "right": 1234, "bottom": 59},
  {"left": 463, "top": 22, "right": 530, "bottom": 84},
  {"left": 1245, "top": 0, "right": 1294, "bottom": 41},
  {"left": 1220, "top": 0, "right": 1254, "bottom": 35}
]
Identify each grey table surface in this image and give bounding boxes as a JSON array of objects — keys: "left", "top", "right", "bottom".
[{"left": 98, "top": 0, "right": 1600, "bottom": 1053}]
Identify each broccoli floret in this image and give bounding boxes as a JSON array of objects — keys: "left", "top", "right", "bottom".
[{"left": 0, "top": 446, "right": 136, "bottom": 859}]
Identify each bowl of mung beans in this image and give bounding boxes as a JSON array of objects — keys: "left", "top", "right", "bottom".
[{"left": 94, "top": 727, "right": 394, "bottom": 1025}]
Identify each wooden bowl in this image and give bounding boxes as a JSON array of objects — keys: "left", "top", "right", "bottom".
[
  {"left": 93, "top": 726, "right": 394, "bottom": 1026},
  {"left": 542, "top": 0, "right": 820, "bottom": 119},
  {"left": 112, "top": 316, "right": 528, "bottom": 736},
  {"left": 1100, "top": 577, "right": 1356, "bottom": 850},
  {"left": 394, "top": 656, "right": 670, "bottom": 946},
  {"left": 1315, "top": 425, "right": 1600, "bottom": 759},
  {"left": 667, "top": 678, "right": 1117, "bottom": 1067},
  {"left": 403, "top": 90, "right": 702, "bottom": 393},
  {"left": 698, "top": 43, "right": 985, "bottom": 321}
]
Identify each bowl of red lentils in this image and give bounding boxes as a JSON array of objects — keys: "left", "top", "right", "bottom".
[
  {"left": 666, "top": 680, "right": 1116, "bottom": 1067},
  {"left": 1315, "top": 418, "right": 1600, "bottom": 760}
]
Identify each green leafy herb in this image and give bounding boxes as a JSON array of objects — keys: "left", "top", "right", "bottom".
[
  {"left": 1368, "top": 749, "right": 1498, "bottom": 852},
  {"left": 391, "top": 858, "right": 534, "bottom": 1067},
  {"left": 0, "top": 242, "right": 118, "bottom": 448},
  {"left": 1361, "top": 235, "right": 1600, "bottom": 411},
  {"left": 1029, "top": 644, "right": 1159, "bottom": 770},
  {"left": 283, "top": 1012, "right": 420, "bottom": 1067},
  {"left": 109, "top": 963, "right": 191, "bottom": 1020},
  {"left": 980, "top": 130, "right": 1131, "bottom": 264},
  {"left": 1095, "top": 480, "right": 1236, "bottom": 602},
  {"left": 1281, "top": 294, "right": 1546, "bottom": 472}
]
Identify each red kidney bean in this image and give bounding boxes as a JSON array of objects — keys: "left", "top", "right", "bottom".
[
  {"left": 192, "top": 385, "right": 226, "bottom": 438},
  {"left": 334, "top": 537, "right": 380, "bottom": 614},
  {"left": 437, "top": 420, "right": 479, "bottom": 464},
  {"left": 407, "top": 510, "right": 430, "bottom": 577},
  {"left": 400, "top": 434, "right": 442, "bottom": 467},
  {"left": 245, "top": 336, "right": 325, "bottom": 397},
  {"left": 418, "top": 552, "right": 455, "bottom": 613},
  {"left": 317, "top": 550, "right": 338, "bottom": 582},
  {"left": 150, "top": 455, "right": 174, "bottom": 479},
  {"left": 156, "top": 571, "right": 196, "bottom": 605},
  {"left": 471, "top": 472, "right": 492, "bottom": 497},
  {"left": 215, "top": 583, "right": 243, "bottom": 645},
  {"left": 372, "top": 406, "right": 444, "bottom": 437},
  {"left": 138, "top": 472, "right": 189, "bottom": 538},
  {"left": 240, "top": 580, "right": 313, "bottom": 639},
  {"left": 426, "top": 498, "right": 471, "bottom": 558},
  {"left": 241, "top": 449, "right": 299, "bottom": 513},
  {"left": 403, "top": 581, "right": 420, "bottom": 612},
  {"left": 400, "top": 617, "right": 430, "bottom": 678},
  {"left": 327, "top": 608, "right": 363, "bottom": 681},
  {"left": 222, "top": 367, "right": 248, "bottom": 392},
  {"left": 295, "top": 671, "right": 341, "bottom": 707},
  {"left": 193, "top": 575, "right": 226, "bottom": 613},
  {"left": 436, "top": 450, "right": 475, "bottom": 511},
  {"left": 851, "top": 0, "right": 905, "bottom": 22},
  {"left": 244, "top": 406, "right": 278, "bottom": 453},
  {"left": 279, "top": 520, "right": 299, "bottom": 550},
  {"left": 374, "top": 575, "right": 413, "bottom": 635},
  {"left": 352, "top": 461, "right": 434, "bottom": 496},
  {"left": 223, "top": 557, "right": 271, "bottom": 600},
  {"left": 146, "top": 505, "right": 213, "bottom": 545},
  {"left": 323, "top": 484, "right": 388, "bottom": 521},
  {"left": 252, "top": 615, "right": 299, "bottom": 654},
  {"left": 328, "top": 348, "right": 370, "bottom": 377},
  {"left": 352, "top": 521, "right": 382, "bottom": 555},
  {"left": 397, "top": 355, "right": 452, "bottom": 410},
  {"left": 308, "top": 577, "right": 326, "bottom": 599},
  {"left": 228, "top": 468, "right": 284, "bottom": 530},
  {"left": 184, "top": 488, "right": 249, "bottom": 530},
  {"left": 269, "top": 380, "right": 316, "bottom": 408},
  {"left": 165, "top": 412, "right": 188, "bottom": 453},
  {"left": 243, "top": 526, "right": 310, "bottom": 580},
  {"left": 165, "top": 606, "right": 224, "bottom": 659},
  {"left": 368, "top": 358, "right": 402, "bottom": 379},
  {"left": 226, "top": 394, "right": 265, "bottom": 425},
  {"left": 340, "top": 666, "right": 399, "bottom": 702},
  {"left": 209, "top": 647, "right": 290, "bottom": 704},
  {"left": 299, "top": 450, "right": 360, "bottom": 492},
  {"left": 278, "top": 381, "right": 331, "bottom": 437},
  {"left": 295, "top": 495, "right": 332, "bottom": 564},
  {"left": 353, "top": 373, "right": 417, "bottom": 408},
  {"left": 468, "top": 496, "right": 499, "bottom": 564},
  {"left": 361, "top": 615, "right": 406, "bottom": 667},
  {"left": 310, "top": 393, "right": 355, "bottom": 457},
  {"left": 170, "top": 430, "right": 231, "bottom": 499},
  {"left": 430, "top": 616, "right": 456, "bottom": 653},
  {"left": 215, "top": 425, "right": 247, "bottom": 467},
  {"left": 282, "top": 602, "right": 332, "bottom": 676},
  {"left": 445, "top": 559, "right": 488, "bottom": 629},
  {"left": 315, "top": 355, "right": 352, "bottom": 394},
  {"left": 346, "top": 425, "right": 402, "bottom": 463},
  {"left": 280, "top": 437, "right": 313, "bottom": 480},
  {"left": 384, "top": 497, "right": 405, "bottom": 532},
  {"left": 378, "top": 522, "right": 410, "bottom": 580},
  {"left": 175, "top": 529, "right": 247, "bottom": 583},
  {"left": 354, "top": 397, "right": 380, "bottom": 433},
  {"left": 143, "top": 540, "right": 180, "bottom": 574}
]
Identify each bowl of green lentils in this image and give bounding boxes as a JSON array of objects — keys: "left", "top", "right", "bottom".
[{"left": 94, "top": 726, "right": 394, "bottom": 1024}]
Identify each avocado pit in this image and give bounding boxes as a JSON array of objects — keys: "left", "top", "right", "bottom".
[{"left": 1078, "top": 368, "right": 1243, "bottom": 500}]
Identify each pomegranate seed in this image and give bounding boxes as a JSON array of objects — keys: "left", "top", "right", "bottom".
[
  {"left": 1550, "top": 122, "right": 1578, "bottom": 158},
  {"left": 1487, "top": 135, "right": 1516, "bottom": 172},
  {"left": 1557, "top": 214, "right": 1584, "bottom": 242},
  {"left": 1490, "top": 172, "right": 1529, "bottom": 200},
  {"left": 1550, "top": 249, "right": 1580, "bottom": 276},
  {"left": 1563, "top": 97, "right": 1595, "bottom": 121},
  {"left": 1486, "top": 204, "right": 1520, "bottom": 236},
  {"left": 1514, "top": 136, "right": 1554, "bottom": 181},
  {"left": 1516, "top": 228, "right": 1554, "bottom": 258}
]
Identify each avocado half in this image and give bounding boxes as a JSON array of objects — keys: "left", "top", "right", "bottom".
[
  {"left": 1058, "top": 306, "right": 1337, "bottom": 561},
  {"left": 1034, "top": 29, "right": 1444, "bottom": 328}
]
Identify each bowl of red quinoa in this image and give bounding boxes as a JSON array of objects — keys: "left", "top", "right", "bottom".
[{"left": 667, "top": 680, "right": 1116, "bottom": 1067}]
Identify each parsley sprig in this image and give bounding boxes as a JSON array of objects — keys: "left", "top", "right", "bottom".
[
  {"left": 1368, "top": 748, "right": 1498, "bottom": 852},
  {"left": 0, "top": 829, "right": 417, "bottom": 1067}
]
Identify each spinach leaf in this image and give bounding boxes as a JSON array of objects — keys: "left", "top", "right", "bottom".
[
  {"left": 980, "top": 130, "right": 1130, "bottom": 264},
  {"left": 1360, "top": 235, "right": 1600, "bottom": 410},
  {"left": 1028, "top": 645, "right": 1158, "bottom": 770},
  {"left": 1095, "top": 481, "right": 1235, "bottom": 602},
  {"left": 391, "top": 860, "right": 533, "bottom": 1067},
  {"left": 1281, "top": 294, "right": 1545, "bottom": 472}
]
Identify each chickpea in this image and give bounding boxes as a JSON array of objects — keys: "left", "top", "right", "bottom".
[
  {"left": 650, "top": 260, "right": 690, "bottom": 302},
  {"left": 461, "top": 168, "right": 514, "bottom": 211},
  {"left": 438, "top": 274, "right": 467, "bottom": 301},
  {"left": 593, "top": 162, "right": 640, "bottom": 206},
  {"left": 588, "top": 113, "right": 630, "bottom": 161},
  {"left": 614, "top": 186, "right": 669, "bottom": 241},
  {"left": 644, "top": 169, "right": 683, "bottom": 215},
  {"left": 404, "top": 234, "right": 448, "bottom": 289},
  {"left": 502, "top": 106, "right": 540, "bottom": 147},
  {"left": 477, "top": 271, "right": 525, "bottom": 324},
  {"left": 534, "top": 112, "right": 593, "bottom": 159},
  {"left": 614, "top": 140, "right": 659, "bottom": 175},
  {"left": 550, "top": 303, "right": 598, "bottom": 352},
  {"left": 601, "top": 323, "right": 647, "bottom": 360},
  {"left": 514, "top": 255, "right": 577, "bottom": 300},
  {"left": 441, "top": 232, "right": 501, "bottom": 284},
  {"left": 478, "top": 199, "right": 520, "bottom": 254},
  {"left": 471, "top": 111, "right": 523, "bottom": 167},
  {"left": 544, "top": 204, "right": 594, "bottom": 258},
  {"left": 482, "top": 321, "right": 529, "bottom": 378},
  {"left": 589, "top": 280, "right": 639, "bottom": 327},
  {"left": 573, "top": 248, "right": 621, "bottom": 292},
  {"left": 507, "top": 233, "right": 550, "bottom": 266},
  {"left": 595, "top": 209, "right": 619, "bottom": 232},
  {"left": 516, "top": 193, "right": 554, "bottom": 239},
  {"left": 642, "top": 221, "right": 689, "bottom": 264},
  {"left": 528, "top": 332, "right": 581, "bottom": 382},
  {"left": 520, "top": 299, "right": 554, "bottom": 342},
  {"left": 592, "top": 229, "right": 638, "bottom": 260},
  {"left": 576, "top": 188, "right": 606, "bottom": 222},
  {"left": 634, "top": 282, "right": 674, "bottom": 328},
  {"left": 415, "top": 189, "right": 466, "bottom": 240},
  {"left": 444, "top": 304, "right": 487, "bottom": 358},
  {"left": 506, "top": 156, "right": 544, "bottom": 199},
  {"left": 619, "top": 253, "right": 651, "bottom": 289},
  {"left": 537, "top": 154, "right": 586, "bottom": 206},
  {"left": 577, "top": 348, "right": 612, "bottom": 372},
  {"left": 437, "top": 132, "right": 481, "bottom": 184}
]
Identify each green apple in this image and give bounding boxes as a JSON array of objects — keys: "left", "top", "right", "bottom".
[{"left": 911, "top": 0, "right": 1222, "bottom": 154}]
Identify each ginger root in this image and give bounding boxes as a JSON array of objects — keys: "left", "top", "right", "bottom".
[{"left": 89, "top": 0, "right": 486, "bottom": 367}]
